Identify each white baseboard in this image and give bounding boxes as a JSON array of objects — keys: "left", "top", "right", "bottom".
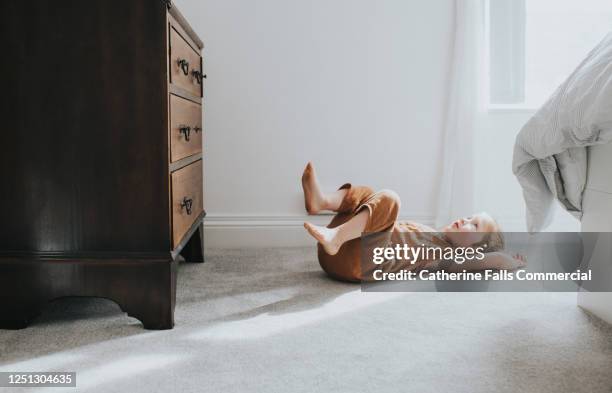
[
  {"left": 202, "top": 212, "right": 580, "bottom": 248},
  {"left": 203, "top": 214, "right": 435, "bottom": 248}
]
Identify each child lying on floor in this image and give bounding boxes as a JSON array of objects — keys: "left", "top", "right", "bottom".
[{"left": 301, "top": 162, "right": 526, "bottom": 282}]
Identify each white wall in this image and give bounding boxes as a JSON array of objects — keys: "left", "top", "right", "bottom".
[
  {"left": 173, "top": 0, "right": 456, "bottom": 246},
  {"left": 474, "top": 110, "right": 531, "bottom": 230}
]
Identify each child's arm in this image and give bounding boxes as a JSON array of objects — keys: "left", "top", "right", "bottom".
[{"left": 444, "top": 252, "right": 527, "bottom": 272}]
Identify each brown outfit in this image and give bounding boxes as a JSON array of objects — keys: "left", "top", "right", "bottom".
[{"left": 318, "top": 184, "right": 448, "bottom": 282}]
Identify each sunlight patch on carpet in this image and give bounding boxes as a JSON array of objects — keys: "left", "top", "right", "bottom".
[{"left": 188, "top": 290, "right": 410, "bottom": 340}]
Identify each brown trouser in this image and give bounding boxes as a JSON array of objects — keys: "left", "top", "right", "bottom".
[{"left": 318, "top": 184, "right": 400, "bottom": 282}]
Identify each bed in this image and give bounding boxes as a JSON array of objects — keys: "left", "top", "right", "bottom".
[
  {"left": 512, "top": 32, "right": 612, "bottom": 323},
  {"left": 578, "top": 142, "right": 612, "bottom": 324}
]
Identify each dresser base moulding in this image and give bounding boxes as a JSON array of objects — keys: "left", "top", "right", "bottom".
[
  {"left": 0, "top": 257, "right": 177, "bottom": 330},
  {"left": 0, "top": 214, "right": 205, "bottom": 330}
]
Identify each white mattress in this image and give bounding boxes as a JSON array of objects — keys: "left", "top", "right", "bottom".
[{"left": 579, "top": 143, "right": 612, "bottom": 324}]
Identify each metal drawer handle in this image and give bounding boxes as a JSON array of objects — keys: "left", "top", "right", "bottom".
[
  {"left": 180, "top": 197, "right": 193, "bottom": 215},
  {"left": 177, "top": 59, "right": 190, "bottom": 75},
  {"left": 192, "top": 70, "right": 206, "bottom": 84},
  {"left": 179, "top": 125, "right": 191, "bottom": 141}
]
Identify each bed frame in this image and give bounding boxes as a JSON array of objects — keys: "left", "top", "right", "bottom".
[{"left": 578, "top": 142, "right": 612, "bottom": 323}]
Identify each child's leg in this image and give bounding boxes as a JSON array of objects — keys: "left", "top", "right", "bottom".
[
  {"left": 304, "top": 210, "right": 369, "bottom": 255},
  {"left": 302, "top": 162, "right": 346, "bottom": 213},
  {"left": 301, "top": 162, "right": 374, "bottom": 214},
  {"left": 305, "top": 189, "right": 401, "bottom": 255}
]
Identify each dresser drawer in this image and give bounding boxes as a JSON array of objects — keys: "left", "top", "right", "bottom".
[
  {"left": 170, "top": 26, "right": 202, "bottom": 97},
  {"left": 170, "top": 94, "right": 202, "bottom": 162},
  {"left": 171, "top": 160, "right": 203, "bottom": 248}
]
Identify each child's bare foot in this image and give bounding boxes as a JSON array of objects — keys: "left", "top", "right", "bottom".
[
  {"left": 301, "top": 162, "right": 327, "bottom": 214},
  {"left": 304, "top": 222, "right": 342, "bottom": 255}
]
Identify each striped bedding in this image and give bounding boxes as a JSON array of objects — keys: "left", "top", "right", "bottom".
[{"left": 512, "top": 32, "right": 612, "bottom": 232}]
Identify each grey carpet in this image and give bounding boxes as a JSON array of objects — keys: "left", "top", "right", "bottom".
[{"left": 1, "top": 247, "right": 612, "bottom": 393}]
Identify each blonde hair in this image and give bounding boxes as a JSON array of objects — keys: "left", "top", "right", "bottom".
[{"left": 472, "top": 220, "right": 505, "bottom": 252}]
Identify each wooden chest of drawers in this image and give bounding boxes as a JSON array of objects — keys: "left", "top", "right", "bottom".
[{"left": 0, "top": 0, "right": 205, "bottom": 329}]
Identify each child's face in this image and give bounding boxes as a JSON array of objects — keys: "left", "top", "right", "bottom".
[{"left": 442, "top": 212, "right": 497, "bottom": 247}]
